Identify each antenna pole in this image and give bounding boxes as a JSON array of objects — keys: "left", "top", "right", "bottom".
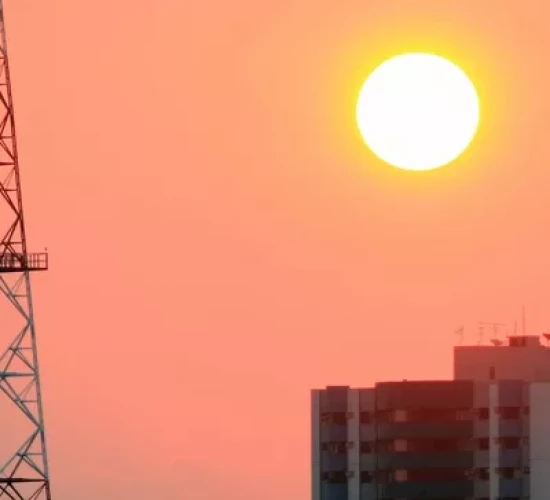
[
  {"left": 478, "top": 321, "right": 507, "bottom": 345},
  {"left": 455, "top": 326, "right": 464, "bottom": 346},
  {"left": 522, "top": 305, "right": 526, "bottom": 335},
  {"left": 478, "top": 325, "right": 484, "bottom": 346}
]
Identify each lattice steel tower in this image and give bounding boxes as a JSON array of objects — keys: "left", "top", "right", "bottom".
[{"left": 0, "top": 2, "right": 51, "bottom": 499}]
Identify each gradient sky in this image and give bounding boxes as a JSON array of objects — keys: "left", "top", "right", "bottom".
[{"left": 3, "top": 0, "right": 550, "bottom": 498}]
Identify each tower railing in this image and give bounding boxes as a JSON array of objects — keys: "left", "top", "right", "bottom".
[{"left": 0, "top": 252, "right": 48, "bottom": 272}]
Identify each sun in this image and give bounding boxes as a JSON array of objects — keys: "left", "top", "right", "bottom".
[{"left": 356, "top": 53, "right": 480, "bottom": 171}]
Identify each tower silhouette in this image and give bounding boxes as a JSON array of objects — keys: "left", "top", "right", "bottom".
[{"left": 0, "top": 2, "right": 51, "bottom": 499}]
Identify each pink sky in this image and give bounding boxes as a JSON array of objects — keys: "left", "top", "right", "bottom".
[{"left": 3, "top": 0, "right": 550, "bottom": 498}]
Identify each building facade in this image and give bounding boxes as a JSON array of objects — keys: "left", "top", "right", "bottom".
[{"left": 312, "top": 335, "right": 550, "bottom": 500}]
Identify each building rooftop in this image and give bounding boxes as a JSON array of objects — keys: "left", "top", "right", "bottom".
[{"left": 454, "top": 334, "right": 550, "bottom": 382}]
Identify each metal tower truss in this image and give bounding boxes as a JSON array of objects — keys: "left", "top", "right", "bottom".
[{"left": 0, "top": 2, "right": 52, "bottom": 500}]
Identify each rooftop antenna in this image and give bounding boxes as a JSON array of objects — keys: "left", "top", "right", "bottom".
[
  {"left": 455, "top": 325, "right": 465, "bottom": 345},
  {"left": 479, "top": 322, "right": 506, "bottom": 346},
  {"left": 478, "top": 324, "right": 484, "bottom": 345},
  {"left": 522, "top": 305, "right": 527, "bottom": 335}
]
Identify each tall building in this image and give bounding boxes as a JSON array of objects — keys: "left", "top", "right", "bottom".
[{"left": 311, "top": 335, "right": 550, "bottom": 500}]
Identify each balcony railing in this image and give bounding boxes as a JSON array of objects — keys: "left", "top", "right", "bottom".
[{"left": 0, "top": 252, "right": 48, "bottom": 273}]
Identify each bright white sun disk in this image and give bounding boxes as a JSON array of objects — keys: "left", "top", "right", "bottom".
[{"left": 356, "top": 53, "right": 480, "bottom": 171}]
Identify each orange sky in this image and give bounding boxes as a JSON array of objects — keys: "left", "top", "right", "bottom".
[{"left": 4, "top": 0, "right": 550, "bottom": 498}]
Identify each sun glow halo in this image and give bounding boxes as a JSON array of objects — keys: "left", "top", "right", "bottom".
[{"left": 356, "top": 53, "right": 480, "bottom": 171}]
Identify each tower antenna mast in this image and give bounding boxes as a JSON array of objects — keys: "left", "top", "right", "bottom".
[{"left": 0, "top": 2, "right": 51, "bottom": 499}]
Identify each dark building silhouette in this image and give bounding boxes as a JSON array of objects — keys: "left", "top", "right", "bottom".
[{"left": 312, "top": 335, "right": 550, "bottom": 500}]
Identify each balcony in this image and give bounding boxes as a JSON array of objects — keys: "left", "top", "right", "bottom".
[{"left": 0, "top": 252, "right": 48, "bottom": 273}]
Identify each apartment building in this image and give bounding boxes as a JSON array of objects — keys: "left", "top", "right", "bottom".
[{"left": 311, "top": 335, "right": 550, "bottom": 500}]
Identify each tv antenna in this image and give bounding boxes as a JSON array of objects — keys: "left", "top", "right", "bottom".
[
  {"left": 454, "top": 325, "right": 465, "bottom": 345},
  {"left": 479, "top": 321, "right": 506, "bottom": 346}
]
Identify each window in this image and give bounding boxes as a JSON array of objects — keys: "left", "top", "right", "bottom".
[
  {"left": 360, "top": 411, "right": 372, "bottom": 424},
  {"left": 393, "top": 439, "right": 408, "bottom": 452},
  {"left": 477, "top": 468, "right": 489, "bottom": 480},
  {"left": 374, "top": 438, "right": 471, "bottom": 453},
  {"left": 438, "top": 439, "right": 465, "bottom": 451},
  {"left": 321, "top": 471, "right": 346, "bottom": 483},
  {"left": 498, "top": 407, "right": 521, "bottom": 420},
  {"left": 394, "top": 409, "right": 407, "bottom": 422},
  {"left": 360, "top": 441, "right": 373, "bottom": 453},
  {"left": 375, "top": 470, "right": 391, "bottom": 483},
  {"left": 456, "top": 408, "right": 472, "bottom": 420},
  {"left": 393, "top": 469, "right": 408, "bottom": 482},
  {"left": 360, "top": 471, "right": 373, "bottom": 483},
  {"left": 321, "top": 411, "right": 348, "bottom": 424},
  {"left": 376, "top": 410, "right": 393, "bottom": 423},
  {"left": 478, "top": 438, "right": 489, "bottom": 450},
  {"left": 432, "top": 438, "right": 462, "bottom": 452},
  {"left": 497, "top": 467, "right": 515, "bottom": 479},
  {"left": 321, "top": 442, "right": 347, "bottom": 454},
  {"left": 499, "top": 437, "right": 520, "bottom": 449},
  {"left": 406, "top": 468, "right": 470, "bottom": 482},
  {"left": 376, "top": 440, "right": 393, "bottom": 453},
  {"left": 477, "top": 408, "right": 489, "bottom": 420},
  {"left": 405, "top": 408, "right": 472, "bottom": 422},
  {"left": 380, "top": 438, "right": 466, "bottom": 453},
  {"left": 465, "top": 469, "right": 476, "bottom": 479}
]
